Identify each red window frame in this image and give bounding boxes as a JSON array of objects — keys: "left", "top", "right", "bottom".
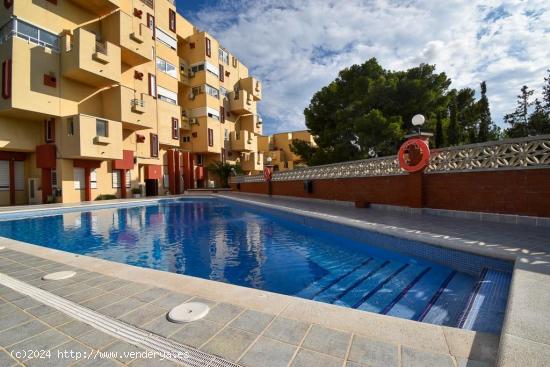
[
  {"left": 147, "top": 14, "right": 155, "bottom": 39},
  {"left": 44, "top": 119, "right": 55, "bottom": 143},
  {"left": 220, "top": 106, "right": 225, "bottom": 124},
  {"left": 171, "top": 118, "right": 179, "bottom": 140},
  {"left": 169, "top": 9, "right": 176, "bottom": 32},
  {"left": 2, "top": 59, "right": 11, "bottom": 99},
  {"left": 219, "top": 64, "right": 224, "bottom": 82},
  {"left": 208, "top": 128, "right": 214, "bottom": 147},
  {"left": 150, "top": 133, "right": 159, "bottom": 158},
  {"left": 205, "top": 37, "right": 211, "bottom": 57}
]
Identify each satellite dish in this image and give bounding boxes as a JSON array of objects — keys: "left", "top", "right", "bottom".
[{"left": 412, "top": 114, "right": 425, "bottom": 126}]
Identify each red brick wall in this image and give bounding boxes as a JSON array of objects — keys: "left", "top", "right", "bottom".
[{"left": 231, "top": 168, "right": 550, "bottom": 217}]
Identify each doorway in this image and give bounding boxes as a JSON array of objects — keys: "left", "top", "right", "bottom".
[{"left": 145, "top": 179, "right": 158, "bottom": 197}]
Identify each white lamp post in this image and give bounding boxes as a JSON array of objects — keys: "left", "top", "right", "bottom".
[{"left": 412, "top": 114, "right": 425, "bottom": 134}]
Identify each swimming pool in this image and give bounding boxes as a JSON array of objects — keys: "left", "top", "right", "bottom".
[{"left": 0, "top": 197, "right": 511, "bottom": 334}]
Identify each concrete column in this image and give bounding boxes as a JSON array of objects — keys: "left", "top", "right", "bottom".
[
  {"left": 41, "top": 168, "right": 52, "bottom": 204},
  {"left": 174, "top": 151, "right": 181, "bottom": 194},
  {"left": 167, "top": 150, "right": 176, "bottom": 195},
  {"left": 8, "top": 160, "right": 15, "bottom": 205},
  {"left": 84, "top": 167, "right": 91, "bottom": 201},
  {"left": 120, "top": 169, "right": 126, "bottom": 199}
]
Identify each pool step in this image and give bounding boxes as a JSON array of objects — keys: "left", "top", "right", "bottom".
[{"left": 457, "top": 269, "right": 511, "bottom": 334}]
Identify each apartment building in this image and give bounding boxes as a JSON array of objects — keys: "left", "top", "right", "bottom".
[
  {"left": 0, "top": 0, "right": 263, "bottom": 206},
  {"left": 259, "top": 131, "right": 315, "bottom": 171}
]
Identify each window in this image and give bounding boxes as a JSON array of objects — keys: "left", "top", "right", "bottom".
[
  {"left": 192, "top": 86, "right": 203, "bottom": 95},
  {"left": 45, "top": 119, "right": 55, "bottom": 143},
  {"left": 219, "top": 64, "right": 224, "bottom": 82},
  {"left": 181, "top": 136, "right": 190, "bottom": 143},
  {"left": 67, "top": 118, "right": 74, "bottom": 136},
  {"left": 13, "top": 161, "right": 23, "bottom": 191},
  {"left": 190, "top": 63, "right": 205, "bottom": 73},
  {"left": 157, "top": 86, "right": 177, "bottom": 104},
  {"left": 224, "top": 129, "right": 229, "bottom": 141},
  {"left": 3, "top": 19, "right": 59, "bottom": 52},
  {"left": 163, "top": 174, "right": 169, "bottom": 188},
  {"left": 73, "top": 167, "right": 84, "bottom": 190},
  {"left": 0, "top": 161, "right": 8, "bottom": 191},
  {"left": 218, "top": 48, "right": 229, "bottom": 65},
  {"left": 196, "top": 154, "right": 203, "bottom": 165},
  {"left": 220, "top": 106, "right": 225, "bottom": 123},
  {"left": 90, "top": 169, "right": 97, "bottom": 189},
  {"left": 172, "top": 118, "right": 179, "bottom": 139},
  {"left": 169, "top": 9, "right": 176, "bottom": 32},
  {"left": 156, "top": 27, "right": 177, "bottom": 49},
  {"left": 232, "top": 56, "right": 238, "bottom": 68},
  {"left": 207, "top": 107, "right": 220, "bottom": 120},
  {"left": 205, "top": 84, "right": 219, "bottom": 99},
  {"left": 147, "top": 14, "right": 155, "bottom": 38},
  {"left": 150, "top": 133, "right": 159, "bottom": 158},
  {"left": 112, "top": 170, "right": 131, "bottom": 188},
  {"left": 156, "top": 57, "right": 177, "bottom": 78},
  {"left": 219, "top": 87, "right": 228, "bottom": 98},
  {"left": 148, "top": 73, "right": 156, "bottom": 97},
  {"left": 205, "top": 62, "right": 219, "bottom": 76},
  {"left": 96, "top": 119, "right": 108, "bottom": 137},
  {"left": 2, "top": 59, "right": 11, "bottom": 99},
  {"left": 205, "top": 37, "right": 211, "bottom": 57},
  {"left": 208, "top": 128, "right": 214, "bottom": 147}
]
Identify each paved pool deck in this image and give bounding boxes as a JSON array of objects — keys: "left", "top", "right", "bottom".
[{"left": 0, "top": 193, "right": 548, "bottom": 366}]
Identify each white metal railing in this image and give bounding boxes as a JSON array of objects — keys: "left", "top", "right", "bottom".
[
  {"left": 0, "top": 18, "right": 59, "bottom": 52},
  {"left": 230, "top": 135, "right": 550, "bottom": 183},
  {"left": 131, "top": 99, "right": 145, "bottom": 108},
  {"left": 141, "top": 0, "right": 154, "bottom": 8}
]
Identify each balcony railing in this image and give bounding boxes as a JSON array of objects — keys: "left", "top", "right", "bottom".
[
  {"left": 140, "top": 0, "right": 154, "bottom": 8},
  {"left": 0, "top": 18, "right": 59, "bottom": 52}
]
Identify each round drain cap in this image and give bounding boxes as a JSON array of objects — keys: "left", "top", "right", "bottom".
[
  {"left": 167, "top": 302, "right": 210, "bottom": 323},
  {"left": 42, "top": 271, "right": 77, "bottom": 281}
]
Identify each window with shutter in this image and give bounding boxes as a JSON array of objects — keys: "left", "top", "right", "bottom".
[
  {"left": 208, "top": 128, "right": 214, "bottom": 147},
  {"left": 14, "top": 161, "right": 24, "bottom": 191},
  {"left": 220, "top": 106, "right": 225, "bottom": 123},
  {"left": 0, "top": 161, "right": 9, "bottom": 191},
  {"left": 150, "top": 133, "right": 159, "bottom": 157},
  {"left": 45, "top": 119, "right": 55, "bottom": 143},
  {"left": 147, "top": 14, "right": 155, "bottom": 38},
  {"left": 172, "top": 118, "right": 179, "bottom": 139},
  {"left": 148, "top": 73, "right": 156, "bottom": 97},
  {"left": 205, "top": 37, "right": 211, "bottom": 57},
  {"left": 73, "top": 167, "right": 84, "bottom": 190},
  {"left": 169, "top": 9, "right": 176, "bottom": 32},
  {"left": 90, "top": 169, "right": 98, "bottom": 189},
  {"left": 219, "top": 64, "right": 224, "bottom": 82}
]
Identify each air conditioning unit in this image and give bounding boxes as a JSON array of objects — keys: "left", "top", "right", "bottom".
[{"left": 189, "top": 118, "right": 199, "bottom": 125}]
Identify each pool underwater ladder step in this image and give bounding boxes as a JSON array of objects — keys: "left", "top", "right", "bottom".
[{"left": 298, "top": 260, "right": 510, "bottom": 334}]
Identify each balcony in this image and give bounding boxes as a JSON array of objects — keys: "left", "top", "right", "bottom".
[
  {"left": 61, "top": 28, "right": 121, "bottom": 87},
  {"left": 240, "top": 115, "right": 263, "bottom": 135},
  {"left": 57, "top": 114, "right": 123, "bottom": 160},
  {"left": 240, "top": 77, "right": 262, "bottom": 101},
  {"left": 230, "top": 130, "right": 256, "bottom": 152},
  {"left": 102, "top": 11, "right": 153, "bottom": 66},
  {"left": 101, "top": 86, "right": 156, "bottom": 130},
  {"left": 241, "top": 152, "right": 263, "bottom": 172},
  {"left": 229, "top": 90, "right": 254, "bottom": 115},
  {"left": 67, "top": 0, "right": 119, "bottom": 15}
]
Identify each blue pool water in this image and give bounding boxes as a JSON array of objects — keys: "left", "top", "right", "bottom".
[{"left": 0, "top": 198, "right": 511, "bottom": 333}]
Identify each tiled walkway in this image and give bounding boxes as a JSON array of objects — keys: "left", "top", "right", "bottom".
[{"left": 0, "top": 248, "right": 491, "bottom": 367}]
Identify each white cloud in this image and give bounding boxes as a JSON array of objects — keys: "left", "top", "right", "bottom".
[{"left": 187, "top": 0, "right": 550, "bottom": 134}]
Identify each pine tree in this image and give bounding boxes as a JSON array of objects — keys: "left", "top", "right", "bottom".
[
  {"left": 543, "top": 69, "right": 550, "bottom": 112},
  {"left": 477, "top": 81, "right": 491, "bottom": 142},
  {"left": 447, "top": 97, "right": 459, "bottom": 145},
  {"left": 505, "top": 85, "right": 534, "bottom": 138}
]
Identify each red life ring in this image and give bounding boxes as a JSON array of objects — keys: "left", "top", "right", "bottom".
[
  {"left": 263, "top": 167, "right": 272, "bottom": 182},
  {"left": 398, "top": 138, "right": 430, "bottom": 173}
]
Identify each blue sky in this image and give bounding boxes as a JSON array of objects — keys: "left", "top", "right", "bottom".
[{"left": 176, "top": 0, "right": 550, "bottom": 135}]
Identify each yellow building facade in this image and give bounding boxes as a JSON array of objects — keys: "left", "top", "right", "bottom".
[
  {"left": 260, "top": 131, "right": 315, "bottom": 171},
  {"left": 0, "top": 0, "right": 263, "bottom": 205}
]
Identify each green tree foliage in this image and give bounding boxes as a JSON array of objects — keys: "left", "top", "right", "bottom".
[
  {"left": 206, "top": 162, "right": 242, "bottom": 188},
  {"left": 504, "top": 72, "right": 550, "bottom": 138},
  {"left": 295, "top": 58, "right": 502, "bottom": 165},
  {"left": 296, "top": 58, "right": 451, "bottom": 164}
]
